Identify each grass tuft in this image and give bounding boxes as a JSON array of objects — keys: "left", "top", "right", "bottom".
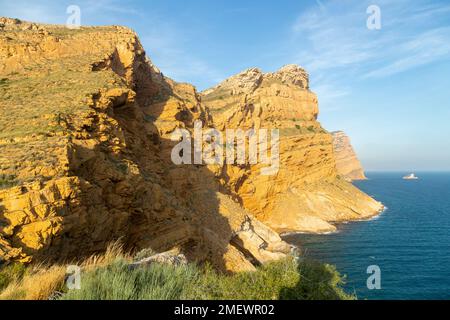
[
  {"left": 61, "top": 257, "right": 353, "bottom": 300},
  {"left": 0, "top": 264, "right": 66, "bottom": 300},
  {"left": 0, "top": 263, "right": 28, "bottom": 292},
  {"left": 0, "top": 242, "right": 354, "bottom": 301},
  {"left": 62, "top": 259, "right": 199, "bottom": 300}
]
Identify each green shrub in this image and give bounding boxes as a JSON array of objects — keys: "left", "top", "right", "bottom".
[
  {"left": 190, "top": 259, "right": 352, "bottom": 300},
  {"left": 60, "top": 257, "right": 354, "bottom": 300},
  {"left": 0, "top": 263, "right": 28, "bottom": 292},
  {"left": 279, "top": 260, "right": 354, "bottom": 300},
  {"left": 189, "top": 259, "right": 300, "bottom": 300},
  {"left": 61, "top": 259, "right": 199, "bottom": 300},
  {"left": 0, "top": 174, "right": 18, "bottom": 189}
]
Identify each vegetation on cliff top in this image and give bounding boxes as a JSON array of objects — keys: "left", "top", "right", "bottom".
[{"left": 0, "top": 244, "right": 353, "bottom": 300}]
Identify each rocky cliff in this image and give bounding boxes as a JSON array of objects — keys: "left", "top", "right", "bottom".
[
  {"left": 0, "top": 18, "right": 382, "bottom": 270},
  {"left": 0, "top": 18, "right": 290, "bottom": 271},
  {"left": 332, "top": 131, "right": 367, "bottom": 181},
  {"left": 202, "top": 67, "right": 383, "bottom": 234}
]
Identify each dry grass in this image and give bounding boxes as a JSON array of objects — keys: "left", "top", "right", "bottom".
[
  {"left": 81, "top": 241, "right": 131, "bottom": 270},
  {"left": 62, "top": 257, "right": 354, "bottom": 300},
  {"left": 0, "top": 242, "right": 353, "bottom": 301},
  {"left": 0, "top": 241, "right": 127, "bottom": 300},
  {"left": 0, "top": 265, "right": 66, "bottom": 300}
]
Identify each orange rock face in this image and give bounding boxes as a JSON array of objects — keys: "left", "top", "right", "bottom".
[
  {"left": 0, "top": 18, "right": 290, "bottom": 271},
  {"left": 0, "top": 18, "right": 382, "bottom": 270},
  {"left": 332, "top": 131, "right": 367, "bottom": 181},
  {"left": 202, "top": 67, "right": 383, "bottom": 234}
]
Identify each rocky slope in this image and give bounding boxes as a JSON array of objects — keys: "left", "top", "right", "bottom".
[
  {"left": 0, "top": 18, "right": 382, "bottom": 270},
  {"left": 0, "top": 18, "right": 290, "bottom": 271},
  {"left": 202, "top": 67, "right": 383, "bottom": 234},
  {"left": 332, "top": 131, "right": 367, "bottom": 181}
]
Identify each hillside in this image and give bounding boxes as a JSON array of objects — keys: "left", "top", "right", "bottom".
[{"left": 0, "top": 18, "right": 382, "bottom": 271}]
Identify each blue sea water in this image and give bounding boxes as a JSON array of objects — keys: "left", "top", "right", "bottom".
[{"left": 283, "top": 172, "right": 450, "bottom": 300}]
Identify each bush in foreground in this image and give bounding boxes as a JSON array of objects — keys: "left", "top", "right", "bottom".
[
  {"left": 61, "top": 258, "right": 353, "bottom": 300},
  {"left": 0, "top": 243, "right": 354, "bottom": 300}
]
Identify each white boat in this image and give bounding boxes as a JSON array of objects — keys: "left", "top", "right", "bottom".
[{"left": 403, "top": 173, "right": 419, "bottom": 180}]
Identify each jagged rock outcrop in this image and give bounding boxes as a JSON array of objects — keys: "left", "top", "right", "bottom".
[
  {"left": 0, "top": 18, "right": 290, "bottom": 271},
  {"left": 202, "top": 66, "right": 317, "bottom": 130},
  {"left": 332, "top": 131, "right": 367, "bottom": 181},
  {"left": 202, "top": 67, "right": 383, "bottom": 234}
]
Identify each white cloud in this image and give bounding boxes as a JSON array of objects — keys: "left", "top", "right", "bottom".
[
  {"left": 139, "top": 18, "right": 224, "bottom": 90},
  {"left": 0, "top": 0, "right": 141, "bottom": 24},
  {"left": 290, "top": 0, "right": 450, "bottom": 102},
  {"left": 0, "top": 0, "right": 63, "bottom": 23},
  {"left": 85, "top": 0, "right": 141, "bottom": 15},
  {"left": 313, "top": 84, "right": 350, "bottom": 112},
  {"left": 364, "top": 27, "right": 450, "bottom": 78}
]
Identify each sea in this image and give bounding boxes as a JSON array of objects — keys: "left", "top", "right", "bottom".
[{"left": 283, "top": 172, "right": 450, "bottom": 300}]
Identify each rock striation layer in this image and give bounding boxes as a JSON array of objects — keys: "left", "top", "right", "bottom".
[{"left": 332, "top": 131, "right": 367, "bottom": 181}]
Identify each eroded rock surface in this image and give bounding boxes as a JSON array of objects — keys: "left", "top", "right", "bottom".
[
  {"left": 0, "top": 18, "right": 288, "bottom": 271},
  {"left": 0, "top": 18, "right": 382, "bottom": 270},
  {"left": 332, "top": 131, "right": 367, "bottom": 181},
  {"left": 202, "top": 66, "right": 383, "bottom": 234}
]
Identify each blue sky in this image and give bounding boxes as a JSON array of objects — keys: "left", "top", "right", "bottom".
[{"left": 1, "top": 0, "right": 450, "bottom": 171}]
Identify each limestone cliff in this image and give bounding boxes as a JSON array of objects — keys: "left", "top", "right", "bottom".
[
  {"left": 332, "top": 131, "right": 367, "bottom": 181},
  {"left": 202, "top": 66, "right": 383, "bottom": 234},
  {"left": 0, "top": 18, "right": 290, "bottom": 271},
  {"left": 0, "top": 18, "right": 382, "bottom": 270}
]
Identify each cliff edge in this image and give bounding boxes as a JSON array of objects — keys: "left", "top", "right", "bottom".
[
  {"left": 0, "top": 18, "right": 382, "bottom": 270},
  {"left": 0, "top": 18, "right": 290, "bottom": 272},
  {"left": 332, "top": 131, "right": 367, "bottom": 181},
  {"left": 202, "top": 66, "right": 383, "bottom": 234}
]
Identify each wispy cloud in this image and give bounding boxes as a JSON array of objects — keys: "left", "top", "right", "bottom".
[
  {"left": 81, "top": 1, "right": 224, "bottom": 88},
  {"left": 139, "top": 17, "right": 223, "bottom": 89},
  {"left": 83, "top": 0, "right": 141, "bottom": 16},
  {"left": 289, "top": 0, "right": 450, "bottom": 105},
  {"left": 363, "top": 27, "right": 450, "bottom": 78},
  {"left": 313, "top": 83, "right": 351, "bottom": 111},
  {"left": 0, "top": 0, "right": 142, "bottom": 24},
  {"left": 0, "top": 0, "right": 63, "bottom": 23}
]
